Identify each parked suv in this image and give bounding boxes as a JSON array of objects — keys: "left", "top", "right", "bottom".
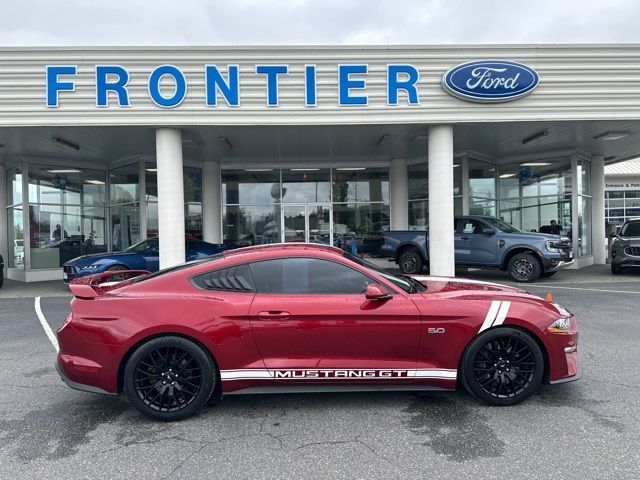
[
  {"left": 610, "top": 218, "right": 640, "bottom": 274},
  {"left": 381, "top": 215, "right": 574, "bottom": 282}
]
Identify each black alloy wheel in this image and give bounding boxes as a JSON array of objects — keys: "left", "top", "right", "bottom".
[
  {"left": 462, "top": 327, "right": 543, "bottom": 406},
  {"left": 124, "top": 336, "right": 215, "bottom": 421},
  {"left": 507, "top": 253, "right": 542, "bottom": 283},
  {"left": 398, "top": 249, "right": 424, "bottom": 274}
]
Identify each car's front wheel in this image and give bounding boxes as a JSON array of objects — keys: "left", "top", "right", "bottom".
[
  {"left": 124, "top": 336, "right": 215, "bottom": 421},
  {"left": 398, "top": 249, "right": 424, "bottom": 274},
  {"left": 507, "top": 253, "right": 542, "bottom": 282},
  {"left": 461, "top": 327, "right": 544, "bottom": 406}
]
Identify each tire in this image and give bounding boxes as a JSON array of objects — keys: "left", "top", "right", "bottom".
[
  {"left": 398, "top": 249, "right": 424, "bottom": 274},
  {"left": 541, "top": 271, "right": 557, "bottom": 278},
  {"left": 124, "top": 336, "right": 215, "bottom": 421},
  {"left": 461, "top": 327, "right": 544, "bottom": 406},
  {"left": 507, "top": 253, "right": 542, "bottom": 283},
  {"left": 611, "top": 263, "right": 622, "bottom": 275}
]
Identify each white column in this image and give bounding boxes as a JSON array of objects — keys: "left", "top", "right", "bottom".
[
  {"left": 0, "top": 161, "right": 7, "bottom": 265},
  {"left": 428, "top": 125, "right": 455, "bottom": 277},
  {"left": 389, "top": 158, "right": 408, "bottom": 230},
  {"left": 156, "top": 128, "right": 185, "bottom": 269},
  {"left": 591, "top": 155, "right": 606, "bottom": 264},
  {"left": 203, "top": 160, "right": 222, "bottom": 244}
]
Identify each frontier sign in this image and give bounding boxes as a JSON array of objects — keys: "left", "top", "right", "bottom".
[{"left": 44, "top": 60, "right": 539, "bottom": 109}]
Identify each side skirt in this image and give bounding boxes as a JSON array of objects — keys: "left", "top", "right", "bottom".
[{"left": 224, "top": 384, "right": 455, "bottom": 395}]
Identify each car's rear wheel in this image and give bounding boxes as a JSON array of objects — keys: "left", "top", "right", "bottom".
[
  {"left": 107, "top": 264, "right": 129, "bottom": 281},
  {"left": 124, "top": 336, "right": 215, "bottom": 421},
  {"left": 507, "top": 253, "right": 542, "bottom": 283},
  {"left": 398, "top": 249, "right": 424, "bottom": 274},
  {"left": 461, "top": 327, "right": 543, "bottom": 406}
]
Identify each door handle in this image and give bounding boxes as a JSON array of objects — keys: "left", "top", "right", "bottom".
[{"left": 257, "top": 311, "right": 291, "bottom": 320}]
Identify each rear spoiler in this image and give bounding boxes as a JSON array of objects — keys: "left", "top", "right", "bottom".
[{"left": 68, "top": 270, "right": 150, "bottom": 299}]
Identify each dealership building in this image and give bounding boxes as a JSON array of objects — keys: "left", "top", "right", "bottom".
[{"left": 2, "top": 44, "right": 640, "bottom": 282}]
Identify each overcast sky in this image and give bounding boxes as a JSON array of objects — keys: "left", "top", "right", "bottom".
[{"left": 0, "top": 0, "right": 638, "bottom": 45}]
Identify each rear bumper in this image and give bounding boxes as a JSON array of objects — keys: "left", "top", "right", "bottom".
[{"left": 55, "top": 361, "right": 115, "bottom": 395}]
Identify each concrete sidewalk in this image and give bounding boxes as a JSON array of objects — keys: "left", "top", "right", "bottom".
[{"left": 1, "top": 263, "right": 639, "bottom": 299}]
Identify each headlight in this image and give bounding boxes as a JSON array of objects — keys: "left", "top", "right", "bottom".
[
  {"left": 548, "top": 316, "right": 570, "bottom": 333},
  {"left": 545, "top": 240, "right": 561, "bottom": 253}
]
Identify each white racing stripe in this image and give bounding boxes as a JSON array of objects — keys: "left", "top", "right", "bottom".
[
  {"left": 34, "top": 297, "right": 59, "bottom": 353},
  {"left": 220, "top": 368, "right": 458, "bottom": 381},
  {"left": 478, "top": 300, "right": 511, "bottom": 333}
]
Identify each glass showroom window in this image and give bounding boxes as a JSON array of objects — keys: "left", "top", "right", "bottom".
[
  {"left": 469, "top": 158, "right": 497, "bottom": 216},
  {"left": 407, "top": 161, "right": 462, "bottom": 230},
  {"left": 109, "top": 163, "right": 140, "bottom": 251},
  {"left": 577, "top": 158, "right": 592, "bottom": 256},
  {"left": 6, "top": 168, "right": 24, "bottom": 269},
  {"left": 222, "top": 169, "right": 281, "bottom": 246},
  {"left": 146, "top": 164, "right": 203, "bottom": 239},
  {"left": 332, "top": 167, "right": 390, "bottom": 251},
  {"left": 605, "top": 191, "right": 640, "bottom": 226},
  {"left": 497, "top": 157, "right": 572, "bottom": 235},
  {"left": 28, "top": 164, "right": 107, "bottom": 269}
]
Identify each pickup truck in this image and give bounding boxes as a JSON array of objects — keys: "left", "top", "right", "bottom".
[{"left": 381, "top": 215, "right": 574, "bottom": 282}]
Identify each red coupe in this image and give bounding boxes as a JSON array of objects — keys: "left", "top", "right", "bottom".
[{"left": 56, "top": 243, "right": 580, "bottom": 421}]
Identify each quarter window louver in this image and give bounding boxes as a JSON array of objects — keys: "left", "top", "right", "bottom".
[{"left": 192, "top": 264, "right": 255, "bottom": 292}]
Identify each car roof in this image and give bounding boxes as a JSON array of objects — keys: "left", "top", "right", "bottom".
[{"left": 223, "top": 243, "right": 343, "bottom": 259}]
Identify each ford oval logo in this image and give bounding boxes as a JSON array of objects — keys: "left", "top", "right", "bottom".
[{"left": 442, "top": 60, "right": 539, "bottom": 103}]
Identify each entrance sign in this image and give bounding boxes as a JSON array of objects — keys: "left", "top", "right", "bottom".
[{"left": 442, "top": 60, "right": 539, "bottom": 103}]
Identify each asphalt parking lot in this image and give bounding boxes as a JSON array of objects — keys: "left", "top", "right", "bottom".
[{"left": 0, "top": 268, "right": 639, "bottom": 479}]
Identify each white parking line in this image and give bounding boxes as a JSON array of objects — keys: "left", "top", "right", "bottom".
[
  {"left": 34, "top": 297, "right": 59, "bottom": 352},
  {"left": 525, "top": 284, "right": 640, "bottom": 295}
]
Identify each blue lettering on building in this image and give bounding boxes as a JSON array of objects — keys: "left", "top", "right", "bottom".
[
  {"left": 46, "top": 65, "right": 77, "bottom": 107},
  {"left": 338, "top": 64, "right": 368, "bottom": 106},
  {"left": 43, "top": 60, "right": 540, "bottom": 108},
  {"left": 96, "top": 65, "right": 131, "bottom": 107},
  {"left": 148, "top": 65, "right": 187, "bottom": 108},
  {"left": 205, "top": 65, "right": 240, "bottom": 107}
]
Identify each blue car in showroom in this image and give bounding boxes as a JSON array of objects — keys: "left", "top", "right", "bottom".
[{"left": 62, "top": 237, "right": 232, "bottom": 283}]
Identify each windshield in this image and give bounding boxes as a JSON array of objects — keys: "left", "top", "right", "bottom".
[
  {"left": 620, "top": 220, "right": 640, "bottom": 237},
  {"left": 343, "top": 252, "right": 425, "bottom": 293},
  {"left": 483, "top": 217, "right": 521, "bottom": 233},
  {"left": 125, "top": 238, "right": 159, "bottom": 253}
]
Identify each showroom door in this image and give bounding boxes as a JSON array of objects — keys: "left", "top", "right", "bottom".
[{"left": 282, "top": 204, "right": 332, "bottom": 244}]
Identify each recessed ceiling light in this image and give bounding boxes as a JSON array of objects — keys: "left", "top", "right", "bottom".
[
  {"left": 86, "top": 179, "right": 105, "bottom": 185},
  {"left": 520, "top": 162, "right": 552, "bottom": 167},
  {"left": 522, "top": 130, "right": 548, "bottom": 145},
  {"left": 244, "top": 168, "right": 273, "bottom": 172},
  {"left": 145, "top": 168, "right": 158, "bottom": 172},
  {"left": 48, "top": 169, "right": 82, "bottom": 174},
  {"left": 593, "top": 131, "right": 630, "bottom": 141},
  {"left": 336, "top": 167, "right": 366, "bottom": 171},
  {"left": 453, "top": 164, "right": 461, "bottom": 168},
  {"left": 499, "top": 173, "right": 517, "bottom": 179},
  {"left": 290, "top": 168, "right": 320, "bottom": 171}
]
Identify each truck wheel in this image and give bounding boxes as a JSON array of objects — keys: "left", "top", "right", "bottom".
[
  {"left": 507, "top": 253, "right": 541, "bottom": 283},
  {"left": 398, "top": 249, "right": 424, "bottom": 274}
]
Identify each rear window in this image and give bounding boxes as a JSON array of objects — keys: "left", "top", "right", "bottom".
[{"left": 131, "top": 254, "right": 224, "bottom": 283}]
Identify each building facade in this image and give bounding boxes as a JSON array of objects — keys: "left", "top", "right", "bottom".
[
  {"left": 2, "top": 45, "right": 640, "bottom": 281},
  {"left": 605, "top": 157, "right": 640, "bottom": 228}
]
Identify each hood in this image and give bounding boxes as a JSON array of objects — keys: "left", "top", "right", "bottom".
[
  {"left": 503, "top": 231, "right": 566, "bottom": 243},
  {"left": 411, "top": 275, "right": 527, "bottom": 294},
  {"left": 63, "top": 251, "right": 136, "bottom": 267}
]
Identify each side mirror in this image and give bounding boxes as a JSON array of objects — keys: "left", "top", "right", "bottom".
[
  {"left": 482, "top": 227, "right": 496, "bottom": 235},
  {"left": 365, "top": 283, "right": 392, "bottom": 300}
]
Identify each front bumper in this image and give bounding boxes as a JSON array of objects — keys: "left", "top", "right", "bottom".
[
  {"left": 546, "top": 259, "right": 575, "bottom": 272},
  {"left": 549, "top": 365, "right": 582, "bottom": 384}
]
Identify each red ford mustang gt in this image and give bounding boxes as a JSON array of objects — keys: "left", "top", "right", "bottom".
[{"left": 56, "top": 243, "right": 580, "bottom": 421}]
